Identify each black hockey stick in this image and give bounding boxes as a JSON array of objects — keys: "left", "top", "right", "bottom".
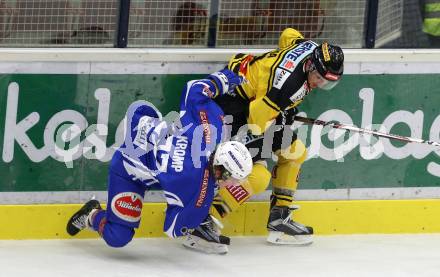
[{"left": 294, "top": 116, "right": 440, "bottom": 147}]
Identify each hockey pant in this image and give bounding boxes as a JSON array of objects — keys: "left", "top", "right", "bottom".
[
  {"left": 210, "top": 129, "right": 307, "bottom": 219},
  {"left": 89, "top": 101, "right": 162, "bottom": 247},
  {"left": 90, "top": 167, "right": 146, "bottom": 248}
]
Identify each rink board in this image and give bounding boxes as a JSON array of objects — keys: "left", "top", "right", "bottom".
[
  {"left": 1, "top": 50, "right": 440, "bottom": 240},
  {"left": 1, "top": 199, "right": 440, "bottom": 239},
  {"left": 1, "top": 49, "right": 440, "bottom": 198}
]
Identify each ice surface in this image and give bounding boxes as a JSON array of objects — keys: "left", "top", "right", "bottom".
[{"left": 1, "top": 234, "right": 439, "bottom": 277}]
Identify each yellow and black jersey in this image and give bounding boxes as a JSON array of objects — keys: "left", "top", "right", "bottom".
[{"left": 217, "top": 28, "right": 318, "bottom": 135}]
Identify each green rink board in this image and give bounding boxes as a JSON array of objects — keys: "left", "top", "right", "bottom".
[{"left": 1, "top": 74, "right": 440, "bottom": 192}]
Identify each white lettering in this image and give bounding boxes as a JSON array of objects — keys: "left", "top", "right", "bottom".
[
  {"left": 308, "top": 109, "right": 359, "bottom": 161},
  {"left": 380, "top": 110, "right": 424, "bottom": 159},
  {"left": 3, "top": 82, "right": 47, "bottom": 162},
  {"left": 46, "top": 110, "right": 87, "bottom": 163},
  {"left": 83, "top": 89, "right": 111, "bottom": 161},
  {"left": 2, "top": 83, "right": 117, "bottom": 165},
  {"left": 359, "top": 88, "right": 384, "bottom": 160},
  {"left": 3, "top": 82, "right": 440, "bottom": 180},
  {"left": 171, "top": 136, "right": 188, "bottom": 172}
]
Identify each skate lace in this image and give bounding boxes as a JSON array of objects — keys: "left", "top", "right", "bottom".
[
  {"left": 72, "top": 214, "right": 88, "bottom": 229},
  {"left": 201, "top": 215, "right": 223, "bottom": 235},
  {"left": 281, "top": 206, "right": 299, "bottom": 224},
  {"left": 281, "top": 206, "right": 310, "bottom": 233}
]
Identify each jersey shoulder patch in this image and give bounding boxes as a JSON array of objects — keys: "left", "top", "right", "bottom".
[
  {"left": 279, "top": 40, "right": 317, "bottom": 72},
  {"left": 273, "top": 68, "right": 291, "bottom": 89},
  {"left": 289, "top": 82, "right": 309, "bottom": 103}
]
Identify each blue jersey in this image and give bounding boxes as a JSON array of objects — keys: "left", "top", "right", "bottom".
[{"left": 110, "top": 79, "right": 225, "bottom": 237}]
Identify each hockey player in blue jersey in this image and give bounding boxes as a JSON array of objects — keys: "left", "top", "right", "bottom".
[{"left": 66, "top": 69, "right": 253, "bottom": 254}]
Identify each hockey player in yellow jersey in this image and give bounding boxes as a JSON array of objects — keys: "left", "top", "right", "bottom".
[{"left": 211, "top": 28, "right": 344, "bottom": 245}]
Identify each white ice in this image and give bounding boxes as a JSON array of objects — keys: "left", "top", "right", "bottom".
[{"left": 1, "top": 234, "right": 440, "bottom": 277}]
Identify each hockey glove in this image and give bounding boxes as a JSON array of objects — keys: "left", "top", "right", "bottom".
[
  {"left": 275, "top": 107, "right": 299, "bottom": 130},
  {"left": 208, "top": 69, "right": 244, "bottom": 97}
]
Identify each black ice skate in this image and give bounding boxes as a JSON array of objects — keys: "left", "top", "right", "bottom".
[
  {"left": 66, "top": 199, "right": 102, "bottom": 236},
  {"left": 182, "top": 215, "right": 230, "bottom": 254},
  {"left": 267, "top": 205, "right": 313, "bottom": 245}
]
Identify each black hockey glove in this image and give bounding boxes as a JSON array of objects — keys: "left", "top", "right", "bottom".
[{"left": 275, "top": 107, "right": 299, "bottom": 130}]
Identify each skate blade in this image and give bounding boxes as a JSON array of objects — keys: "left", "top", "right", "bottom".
[
  {"left": 267, "top": 231, "right": 313, "bottom": 246},
  {"left": 182, "top": 235, "right": 229, "bottom": 255}
]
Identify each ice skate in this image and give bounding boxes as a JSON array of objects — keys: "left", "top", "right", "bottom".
[
  {"left": 267, "top": 205, "right": 313, "bottom": 245},
  {"left": 66, "top": 199, "right": 102, "bottom": 236},
  {"left": 183, "top": 215, "right": 230, "bottom": 254}
]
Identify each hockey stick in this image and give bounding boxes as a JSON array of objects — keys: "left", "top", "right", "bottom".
[{"left": 294, "top": 116, "right": 440, "bottom": 147}]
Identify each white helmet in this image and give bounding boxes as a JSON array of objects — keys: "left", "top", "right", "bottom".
[{"left": 213, "top": 141, "right": 253, "bottom": 180}]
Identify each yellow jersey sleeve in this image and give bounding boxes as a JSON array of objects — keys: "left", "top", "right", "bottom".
[
  {"left": 247, "top": 95, "right": 280, "bottom": 135},
  {"left": 278, "top": 28, "right": 305, "bottom": 49}
]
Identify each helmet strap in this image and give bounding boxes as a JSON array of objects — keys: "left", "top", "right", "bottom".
[
  {"left": 208, "top": 152, "right": 215, "bottom": 174},
  {"left": 208, "top": 152, "right": 223, "bottom": 182},
  {"left": 305, "top": 59, "right": 315, "bottom": 73}
]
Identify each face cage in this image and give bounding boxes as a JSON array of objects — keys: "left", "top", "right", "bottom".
[
  {"left": 313, "top": 70, "right": 340, "bottom": 90},
  {"left": 309, "top": 58, "right": 341, "bottom": 91},
  {"left": 318, "top": 77, "right": 340, "bottom": 90},
  {"left": 215, "top": 165, "right": 245, "bottom": 185}
]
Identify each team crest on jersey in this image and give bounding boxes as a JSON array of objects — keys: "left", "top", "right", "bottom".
[{"left": 111, "top": 192, "right": 143, "bottom": 222}]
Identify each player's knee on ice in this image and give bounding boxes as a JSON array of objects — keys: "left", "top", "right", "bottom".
[{"left": 102, "top": 222, "right": 135, "bottom": 248}]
